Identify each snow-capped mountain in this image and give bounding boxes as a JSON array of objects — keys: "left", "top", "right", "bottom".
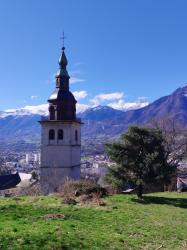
[
  {"left": 1, "top": 85, "right": 187, "bottom": 142},
  {"left": 0, "top": 99, "right": 149, "bottom": 118},
  {"left": 0, "top": 104, "right": 48, "bottom": 118}
]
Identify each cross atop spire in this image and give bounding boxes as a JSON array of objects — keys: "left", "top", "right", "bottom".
[
  {"left": 56, "top": 35, "right": 69, "bottom": 90},
  {"left": 61, "top": 32, "right": 66, "bottom": 50}
]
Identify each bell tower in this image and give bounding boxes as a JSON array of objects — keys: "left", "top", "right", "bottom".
[{"left": 40, "top": 44, "right": 82, "bottom": 194}]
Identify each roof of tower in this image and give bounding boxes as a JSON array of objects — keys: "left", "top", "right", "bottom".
[
  {"left": 48, "top": 89, "right": 76, "bottom": 103},
  {"left": 56, "top": 47, "right": 70, "bottom": 80},
  {"left": 59, "top": 47, "right": 68, "bottom": 68},
  {"left": 48, "top": 45, "right": 77, "bottom": 106}
]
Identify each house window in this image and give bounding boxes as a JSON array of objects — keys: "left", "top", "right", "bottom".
[
  {"left": 58, "top": 129, "right": 64, "bottom": 140},
  {"left": 75, "top": 130, "right": 78, "bottom": 141},
  {"left": 49, "top": 129, "right": 55, "bottom": 140}
]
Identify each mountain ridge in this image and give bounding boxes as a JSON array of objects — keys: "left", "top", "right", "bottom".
[{"left": 0, "top": 86, "right": 187, "bottom": 141}]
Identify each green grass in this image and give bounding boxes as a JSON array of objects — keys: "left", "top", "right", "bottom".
[{"left": 0, "top": 192, "right": 186, "bottom": 250}]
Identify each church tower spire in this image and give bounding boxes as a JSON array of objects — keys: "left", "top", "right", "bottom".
[
  {"left": 40, "top": 41, "right": 82, "bottom": 194},
  {"left": 56, "top": 47, "right": 70, "bottom": 90},
  {"left": 48, "top": 45, "right": 77, "bottom": 121}
]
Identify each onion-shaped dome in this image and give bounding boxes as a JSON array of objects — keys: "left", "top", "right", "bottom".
[
  {"left": 59, "top": 47, "right": 68, "bottom": 68},
  {"left": 48, "top": 89, "right": 77, "bottom": 104}
]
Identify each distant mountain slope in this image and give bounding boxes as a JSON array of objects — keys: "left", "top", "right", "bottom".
[
  {"left": 0, "top": 85, "right": 187, "bottom": 141},
  {"left": 120, "top": 85, "right": 187, "bottom": 126},
  {"left": 79, "top": 106, "right": 125, "bottom": 121},
  {"left": 78, "top": 106, "right": 126, "bottom": 137},
  {"left": 80, "top": 86, "right": 187, "bottom": 137},
  {"left": 0, "top": 115, "right": 41, "bottom": 141}
]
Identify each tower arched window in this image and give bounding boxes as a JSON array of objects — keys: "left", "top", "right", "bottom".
[
  {"left": 75, "top": 130, "right": 78, "bottom": 142},
  {"left": 49, "top": 129, "right": 55, "bottom": 140},
  {"left": 58, "top": 129, "right": 64, "bottom": 140}
]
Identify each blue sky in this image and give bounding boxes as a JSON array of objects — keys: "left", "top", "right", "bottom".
[{"left": 1, "top": 0, "right": 187, "bottom": 111}]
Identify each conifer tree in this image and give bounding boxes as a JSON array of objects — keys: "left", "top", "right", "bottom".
[{"left": 105, "top": 126, "right": 176, "bottom": 199}]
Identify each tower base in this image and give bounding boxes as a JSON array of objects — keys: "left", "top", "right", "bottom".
[{"left": 40, "top": 166, "right": 80, "bottom": 195}]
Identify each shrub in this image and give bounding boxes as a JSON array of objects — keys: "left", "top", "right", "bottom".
[
  {"left": 58, "top": 180, "right": 107, "bottom": 204},
  {"left": 19, "top": 183, "right": 42, "bottom": 196},
  {"left": 63, "top": 197, "right": 77, "bottom": 205}
]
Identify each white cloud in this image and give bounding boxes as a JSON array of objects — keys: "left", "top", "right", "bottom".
[
  {"left": 45, "top": 69, "right": 85, "bottom": 85},
  {"left": 30, "top": 95, "right": 38, "bottom": 100},
  {"left": 1, "top": 101, "right": 90, "bottom": 117},
  {"left": 91, "top": 92, "right": 124, "bottom": 105},
  {"left": 137, "top": 97, "right": 148, "bottom": 103},
  {"left": 76, "top": 103, "right": 90, "bottom": 113},
  {"left": 69, "top": 69, "right": 85, "bottom": 84},
  {"left": 73, "top": 90, "right": 88, "bottom": 100},
  {"left": 70, "top": 77, "right": 85, "bottom": 84},
  {"left": 73, "top": 62, "right": 84, "bottom": 67},
  {"left": 1, "top": 89, "right": 149, "bottom": 118},
  {"left": 3, "top": 104, "right": 48, "bottom": 117},
  {"left": 108, "top": 98, "right": 149, "bottom": 111}
]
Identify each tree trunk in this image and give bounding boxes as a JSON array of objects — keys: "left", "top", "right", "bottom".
[{"left": 137, "top": 184, "right": 143, "bottom": 199}]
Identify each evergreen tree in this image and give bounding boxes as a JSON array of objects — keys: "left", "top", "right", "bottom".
[{"left": 105, "top": 126, "right": 176, "bottom": 199}]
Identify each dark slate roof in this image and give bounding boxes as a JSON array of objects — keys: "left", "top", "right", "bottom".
[
  {"left": 48, "top": 89, "right": 76, "bottom": 103},
  {"left": 0, "top": 172, "right": 21, "bottom": 190}
]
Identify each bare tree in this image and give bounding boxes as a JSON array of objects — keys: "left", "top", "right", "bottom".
[{"left": 149, "top": 117, "right": 187, "bottom": 166}]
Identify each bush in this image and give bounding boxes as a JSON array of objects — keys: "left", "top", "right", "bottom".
[
  {"left": 58, "top": 180, "right": 107, "bottom": 204},
  {"left": 19, "top": 183, "right": 42, "bottom": 196},
  {"left": 63, "top": 197, "right": 77, "bottom": 205},
  {"left": 74, "top": 181, "right": 107, "bottom": 197}
]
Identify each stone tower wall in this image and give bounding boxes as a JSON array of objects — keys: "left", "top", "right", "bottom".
[{"left": 40, "top": 120, "right": 81, "bottom": 194}]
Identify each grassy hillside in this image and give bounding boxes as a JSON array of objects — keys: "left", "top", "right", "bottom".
[{"left": 0, "top": 192, "right": 186, "bottom": 250}]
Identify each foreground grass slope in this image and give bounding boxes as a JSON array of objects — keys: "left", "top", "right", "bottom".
[{"left": 0, "top": 192, "right": 186, "bottom": 250}]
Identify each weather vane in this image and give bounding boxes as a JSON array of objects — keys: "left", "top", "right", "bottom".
[{"left": 61, "top": 31, "right": 66, "bottom": 49}]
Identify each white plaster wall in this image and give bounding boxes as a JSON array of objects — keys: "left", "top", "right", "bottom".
[
  {"left": 40, "top": 120, "right": 82, "bottom": 194},
  {"left": 41, "top": 121, "right": 81, "bottom": 168},
  {"left": 42, "top": 145, "right": 81, "bottom": 167},
  {"left": 41, "top": 121, "right": 81, "bottom": 146}
]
